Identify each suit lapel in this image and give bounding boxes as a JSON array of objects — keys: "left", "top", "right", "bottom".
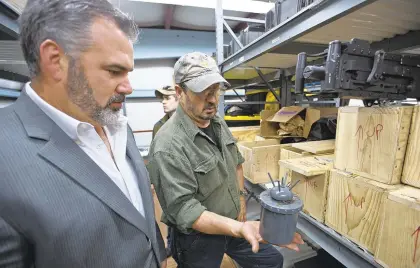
[
  {"left": 126, "top": 129, "right": 157, "bottom": 241},
  {"left": 14, "top": 93, "right": 151, "bottom": 237}
]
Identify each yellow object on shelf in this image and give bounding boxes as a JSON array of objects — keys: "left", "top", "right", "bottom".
[
  {"left": 265, "top": 90, "right": 280, "bottom": 111},
  {"left": 224, "top": 115, "right": 261, "bottom": 121}
]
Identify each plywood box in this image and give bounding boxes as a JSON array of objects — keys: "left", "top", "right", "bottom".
[
  {"left": 335, "top": 106, "right": 413, "bottom": 185},
  {"left": 292, "top": 140, "right": 335, "bottom": 155},
  {"left": 375, "top": 186, "right": 420, "bottom": 268},
  {"left": 238, "top": 140, "right": 283, "bottom": 184},
  {"left": 229, "top": 126, "right": 261, "bottom": 142},
  {"left": 280, "top": 156, "right": 334, "bottom": 223},
  {"left": 254, "top": 135, "right": 266, "bottom": 141},
  {"left": 325, "top": 170, "right": 398, "bottom": 254},
  {"left": 279, "top": 147, "right": 313, "bottom": 183},
  {"left": 402, "top": 106, "right": 420, "bottom": 188}
]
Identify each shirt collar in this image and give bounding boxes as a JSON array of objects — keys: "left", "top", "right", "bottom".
[
  {"left": 24, "top": 82, "right": 127, "bottom": 140},
  {"left": 173, "top": 104, "right": 223, "bottom": 141}
]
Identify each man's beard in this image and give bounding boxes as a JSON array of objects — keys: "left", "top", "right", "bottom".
[
  {"left": 198, "top": 103, "right": 217, "bottom": 120},
  {"left": 67, "top": 59, "right": 125, "bottom": 126}
]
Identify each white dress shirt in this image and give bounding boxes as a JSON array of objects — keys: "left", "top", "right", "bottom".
[{"left": 25, "top": 83, "right": 145, "bottom": 216}]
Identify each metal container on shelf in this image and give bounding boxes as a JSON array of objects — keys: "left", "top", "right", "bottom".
[
  {"left": 275, "top": 0, "right": 315, "bottom": 25},
  {"left": 265, "top": 7, "right": 277, "bottom": 32},
  {"left": 242, "top": 25, "right": 265, "bottom": 46},
  {"left": 259, "top": 176, "right": 303, "bottom": 245}
]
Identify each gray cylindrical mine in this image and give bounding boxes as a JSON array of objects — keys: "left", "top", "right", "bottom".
[{"left": 259, "top": 189, "right": 303, "bottom": 245}]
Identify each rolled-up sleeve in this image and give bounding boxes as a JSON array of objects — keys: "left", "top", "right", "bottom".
[
  {"left": 236, "top": 145, "right": 245, "bottom": 166},
  {"left": 148, "top": 151, "right": 206, "bottom": 233}
]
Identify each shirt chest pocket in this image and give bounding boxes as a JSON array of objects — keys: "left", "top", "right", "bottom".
[{"left": 193, "top": 155, "right": 223, "bottom": 197}]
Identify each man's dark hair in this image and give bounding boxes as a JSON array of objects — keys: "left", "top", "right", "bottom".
[{"left": 19, "top": 0, "right": 139, "bottom": 78}]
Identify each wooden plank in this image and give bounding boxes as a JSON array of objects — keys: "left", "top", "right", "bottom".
[
  {"left": 278, "top": 147, "right": 313, "bottom": 183},
  {"left": 325, "top": 169, "right": 398, "bottom": 254},
  {"left": 292, "top": 140, "right": 335, "bottom": 154},
  {"left": 229, "top": 126, "right": 261, "bottom": 142},
  {"left": 375, "top": 186, "right": 420, "bottom": 268},
  {"left": 282, "top": 156, "right": 334, "bottom": 223},
  {"left": 402, "top": 106, "right": 420, "bottom": 188},
  {"left": 334, "top": 106, "right": 413, "bottom": 185},
  {"left": 280, "top": 155, "right": 334, "bottom": 177},
  {"left": 238, "top": 140, "right": 284, "bottom": 184},
  {"left": 254, "top": 135, "right": 266, "bottom": 141}
]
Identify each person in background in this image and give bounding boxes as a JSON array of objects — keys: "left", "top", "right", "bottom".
[
  {"left": 151, "top": 85, "right": 179, "bottom": 257},
  {"left": 0, "top": 0, "right": 166, "bottom": 267},
  {"left": 152, "top": 85, "right": 179, "bottom": 139},
  {"left": 148, "top": 52, "right": 303, "bottom": 268}
]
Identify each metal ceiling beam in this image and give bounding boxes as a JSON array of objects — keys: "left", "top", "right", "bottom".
[
  {"left": 224, "top": 16, "right": 265, "bottom": 24},
  {"left": 0, "top": 5, "right": 19, "bottom": 39},
  {"left": 0, "top": 70, "right": 28, "bottom": 82},
  {"left": 164, "top": 5, "right": 175, "bottom": 30},
  {"left": 371, "top": 30, "right": 420, "bottom": 53},
  {"left": 220, "top": 0, "right": 378, "bottom": 73}
]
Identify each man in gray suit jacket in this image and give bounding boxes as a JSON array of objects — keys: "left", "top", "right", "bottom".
[{"left": 0, "top": 0, "right": 166, "bottom": 267}]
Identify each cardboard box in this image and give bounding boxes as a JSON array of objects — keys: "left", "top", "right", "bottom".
[
  {"left": 375, "top": 186, "right": 420, "bottom": 268},
  {"left": 280, "top": 156, "right": 334, "bottom": 223},
  {"left": 402, "top": 106, "right": 420, "bottom": 188},
  {"left": 238, "top": 140, "right": 283, "bottom": 184},
  {"left": 303, "top": 107, "right": 338, "bottom": 138},
  {"left": 260, "top": 107, "right": 305, "bottom": 137},
  {"left": 325, "top": 170, "right": 398, "bottom": 254},
  {"left": 229, "top": 126, "right": 260, "bottom": 142},
  {"left": 334, "top": 106, "right": 413, "bottom": 184},
  {"left": 261, "top": 107, "right": 338, "bottom": 139}
]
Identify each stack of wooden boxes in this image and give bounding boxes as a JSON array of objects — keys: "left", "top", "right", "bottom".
[
  {"left": 276, "top": 105, "right": 420, "bottom": 268},
  {"left": 374, "top": 106, "right": 420, "bottom": 268},
  {"left": 278, "top": 140, "right": 336, "bottom": 223}
]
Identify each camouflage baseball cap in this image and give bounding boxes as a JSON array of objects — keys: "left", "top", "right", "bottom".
[
  {"left": 155, "top": 85, "right": 176, "bottom": 98},
  {"left": 174, "top": 52, "right": 230, "bottom": 93}
]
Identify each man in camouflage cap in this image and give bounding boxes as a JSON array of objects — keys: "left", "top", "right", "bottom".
[
  {"left": 148, "top": 52, "right": 303, "bottom": 268},
  {"left": 152, "top": 85, "right": 179, "bottom": 139}
]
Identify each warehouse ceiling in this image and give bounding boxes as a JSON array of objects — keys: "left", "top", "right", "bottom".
[
  {"left": 109, "top": 0, "right": 273, "bottom": 31},
  {"left": 2, "top": 0, "right": 273, "bottom": 31}
]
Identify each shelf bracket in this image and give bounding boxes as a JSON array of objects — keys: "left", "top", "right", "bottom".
[
  {"left": 231, "top": 88, "right": 245, "bottom": 102},
  {"left": 223, "top": 19, "right": 244, "bottom": 49},
  {"left": 223, "top": 16, "right": 265, "bottom": 24},
  {"left": 255, "top": 67, "right": 281, "bottom": 103}
]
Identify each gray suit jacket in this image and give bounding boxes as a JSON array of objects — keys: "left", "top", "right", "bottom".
[{"left": 0, "top": 93, "right": 165, "bottom": 267}]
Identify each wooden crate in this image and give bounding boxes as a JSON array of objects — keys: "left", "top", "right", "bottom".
[
  {"left": 335, "top": 106, "right": 413, "bottom": 185},
  {"left": 292, "top": 140, "right": 335, "bottom": 155},
  {"left": 325, "top": 169, "right": 398, "bottom": 254},
  {"left": 375, "top": 186, "right": 420, "bottom": 268},
  {"left": 280, "top": 156, "right": 334, "bottom": 223},
  {"left": 254, "top": 135, "right": 266, "bottom": 141},
  {"left": 279, "top": 147, "right": 313, "bottom": 183},
  {"left": 238, "top": 140, "right": 283, "bottom": 184},
  {"left": 402, "top": 106, "right": 420, "bottom": 188},
  {"left": 229, "top": 126, "right": 260, "bottom": 142}
]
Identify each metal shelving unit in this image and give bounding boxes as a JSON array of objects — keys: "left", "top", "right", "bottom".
[
  {"left": 215, "top": 0, "right": 420, "bottom": 113},
  {"left": 217, "top": 0, "right": 420, "bottom": 266}
]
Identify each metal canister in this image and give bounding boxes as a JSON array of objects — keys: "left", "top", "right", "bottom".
[{"left": 259, "top": 178, "right": 303, "bottom": 245}]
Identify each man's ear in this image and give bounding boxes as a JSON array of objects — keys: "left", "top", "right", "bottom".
[
  {"left": 38, "top": 39, "right": 67, "bottom": 81},
  {"left": 175, "top": 84, "right": 184, "bottom": 97}
]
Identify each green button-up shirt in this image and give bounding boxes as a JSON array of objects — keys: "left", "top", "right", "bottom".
[
  {"left": 147, "top": 105, "right": 245, "bottom": 234},
  {"left": 152, "top": 114, "right": 170, "bottom": 139}
]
